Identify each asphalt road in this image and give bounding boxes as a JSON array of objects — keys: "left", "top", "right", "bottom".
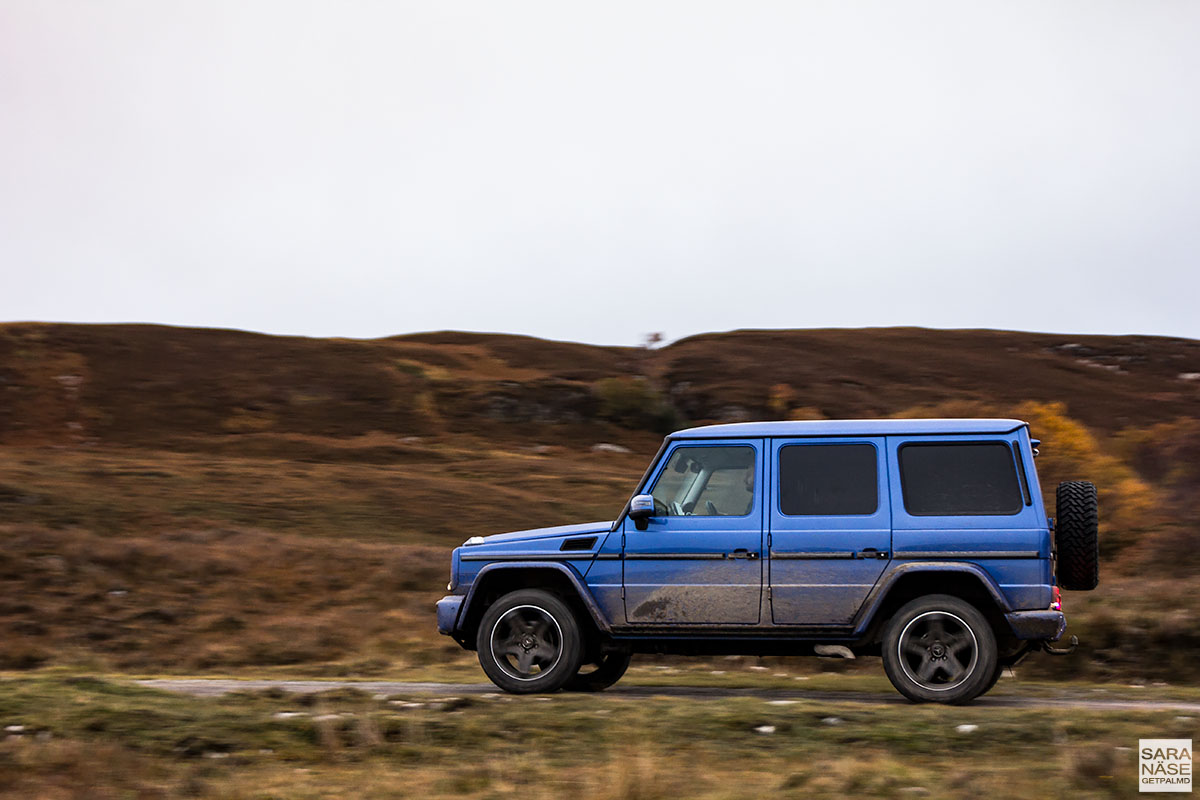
[{"left": 134, "top": 679, "right": 1200, "bottom": 713}]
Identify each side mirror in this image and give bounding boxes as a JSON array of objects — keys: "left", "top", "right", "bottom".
[{"left": 628, "top": 494, "right": 655, "bottom": 531}]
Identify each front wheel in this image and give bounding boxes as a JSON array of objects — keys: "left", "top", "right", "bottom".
[
  {"left": 476, "top": 589, "right": 583, "bottom": 694},
  {"left": 565, "top": 651, "right": 632, "bottom": 692},
  {"left": 881, "top": 594, "right": 998, "bottom": 704}
]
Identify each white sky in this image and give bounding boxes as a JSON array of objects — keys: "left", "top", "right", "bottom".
[{"left": 2, "top": 2, "right": 1198, "bottom": 346}]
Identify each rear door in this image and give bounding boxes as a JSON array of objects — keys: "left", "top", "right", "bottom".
[
  {"left": 622, "top": 439, "right": 765, "bottom": 624},
  {"left": 767, "top": 437, "right": 892, "bottom": 625}
]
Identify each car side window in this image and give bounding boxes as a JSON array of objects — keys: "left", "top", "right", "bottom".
[
  {"left": 649, "top": 445, "right": 755, "bottom": 517},
  {"left": 898, "top": 442, "right": 1022, "bottom": 516},
  {"left": 778, "top": 443, "right": 878, "bottom": 516}
]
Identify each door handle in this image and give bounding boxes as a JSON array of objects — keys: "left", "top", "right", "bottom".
[
  {"left": 856, "top": 548, "right": 889, "bottom": 559},
  {"left": 728, "top": 549, "right": 759, "bottom": 560}
]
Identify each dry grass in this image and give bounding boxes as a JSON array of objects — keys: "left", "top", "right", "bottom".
[
  {"left": 0, "top": 439, "right": 648, "bottom": 543},
  {"left": 0, "top": 418, "right": 1197, "bottom": 682},
  {"left": 0, "top": 675, "right": 1192, "bottom": 799},
  {"left": 0, "top": 522, "right": 459, "bottom": 672},
  {"left": 1, "top": 321, "right": 1199, "bottom": 683}
]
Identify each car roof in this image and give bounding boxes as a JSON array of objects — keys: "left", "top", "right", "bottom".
[{"left": 669, "top": 418, "right": 1028, "bottom": 439}]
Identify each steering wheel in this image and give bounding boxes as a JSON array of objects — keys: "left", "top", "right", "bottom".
[
  {"left": 653, "top": 498, "right": 669, "bottom": 517},
  {"left": 705, "top": 500, "right": 719, "bottom": 516}
]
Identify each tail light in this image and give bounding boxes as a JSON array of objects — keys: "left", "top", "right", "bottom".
[{"left": 1051, "top": 585, "right": 1062, "bottom": 611}]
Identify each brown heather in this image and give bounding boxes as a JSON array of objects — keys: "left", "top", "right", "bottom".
[
  {"left": 1, "top": 323, "right": 1200, "bottom": 798},
  {"left": 1, "top": 323, "right": 1199, "bottom": 680}
]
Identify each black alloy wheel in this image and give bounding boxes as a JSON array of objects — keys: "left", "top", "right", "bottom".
[
  {"left": 882, "top": 594, "right": 998, "bottom": 704},
  {"left": 476, "top": 589, "right": 582, "bottom": 694}
]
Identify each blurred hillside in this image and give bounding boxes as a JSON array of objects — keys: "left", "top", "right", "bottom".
[
  {"left": 1, "top": 322, "right": 1198, "bottom": 681},
  {"left": 3, "top": 323, "right": 1200, "bottom": 448}
]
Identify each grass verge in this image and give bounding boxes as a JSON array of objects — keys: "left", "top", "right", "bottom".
[{"left": 0, "top": 674, "right": 1196, "bottom": 798}]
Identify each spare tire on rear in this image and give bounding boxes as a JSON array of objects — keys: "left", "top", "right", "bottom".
[{"left": 1055, "top": 481, "right": 1099, "bottom": 591}]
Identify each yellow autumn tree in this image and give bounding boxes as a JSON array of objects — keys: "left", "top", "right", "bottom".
[
  {"left": 1015, "top": 401, "right": 1160, "bottom": 557},
  {"left": 888, "top": 399, "right": 1161, "bottom": 560}
]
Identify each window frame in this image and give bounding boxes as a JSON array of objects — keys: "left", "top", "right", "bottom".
[
  {"left": 647, "top": 443, "right": 758, "bottom": 519},
  {"left": 1012, "top": 438, "right": 1033, "bottom": 506},
  {"left": 897, "top": 440, "right": 1025, "bottom": 518}
]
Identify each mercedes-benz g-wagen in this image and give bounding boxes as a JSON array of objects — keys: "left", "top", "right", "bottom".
[{"left": 437, "top": 419, "right": 1098, "bottom": 703}]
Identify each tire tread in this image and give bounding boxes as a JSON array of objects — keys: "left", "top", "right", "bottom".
[{"left": 1056, "top": 481, "right": 1099, "bottom": 591}]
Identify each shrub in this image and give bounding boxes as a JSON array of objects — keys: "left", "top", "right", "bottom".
[
  {"left": 592, "top": 378, "right": 682, "bottom": 433},
  {"left": 892, "top": 399, "right": 1165, "bottom": 562},
  {"left": 1016, "top": 402, "right": 1160, "bottom": 558}
]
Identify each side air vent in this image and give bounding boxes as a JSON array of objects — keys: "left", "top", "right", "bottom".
[{"left": 560, "top": 536, "right": 597, "bottom": 552}]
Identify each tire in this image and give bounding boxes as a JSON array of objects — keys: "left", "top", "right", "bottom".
[
  {"left": 979, "top": 643, "right": 1033, "bottom": 697},
  {"left": 475, "top": 589, "right": 583, "bottom": 694},
  {"left": 1056, "top": 481, "right": 1099, "bottom": 591},
  {"left": 564, "top": 651, "right": 632, "bottom": 692},
  {"left": 881, "top": 594, "right": 998, "bottom": 705},
  {"left": 977, "top": 663, "right": 1004, "bottom": 697}
]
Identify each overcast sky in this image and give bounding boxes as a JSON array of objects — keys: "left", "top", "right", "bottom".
[{"left": 2, "top": 2, "right": 1198, "bottom": 346}]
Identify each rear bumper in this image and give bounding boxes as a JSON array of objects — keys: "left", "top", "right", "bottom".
[
  {"left": 436, "top": 595, "right": 464, "bottom": 635},
  {"left": 1005, "top": 610, "right": 1066, "bottom": 641}
]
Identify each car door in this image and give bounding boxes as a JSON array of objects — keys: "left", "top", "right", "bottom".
[
  {"left": 767, "top": 437, "right": 892, "bottom": 625},
  {"left": 623, "top": 439, "right": 765, "bottom": 624}
]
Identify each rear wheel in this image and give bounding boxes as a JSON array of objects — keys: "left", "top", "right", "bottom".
[
  {"left": 565, "top": 651, "right": 632, "bottom": 692},
  {"left": 977, "top": 663, "right": 1004, "bottom": 697},
  {"left": 978, "top": 642, "right": 1031, "bottom": 696},
  {"left": 476, "top": 590, "right": 583, "bottom": 694},
  {"left": 881, "top": 594, "right": 998, "bottom": 704}
]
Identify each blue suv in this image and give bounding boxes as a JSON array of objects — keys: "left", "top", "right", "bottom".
[{"left": 437, "top": 419, "right": 1099, "bottom": 704}]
